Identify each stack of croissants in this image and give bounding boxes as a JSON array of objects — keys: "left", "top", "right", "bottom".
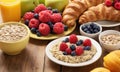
[{"left": 62, "top": 0, "right": 120, "bottom": 27}]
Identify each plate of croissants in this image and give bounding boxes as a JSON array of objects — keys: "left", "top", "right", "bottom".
[{"left": 62, "top": 0, "right": 120, "bottom": 27}]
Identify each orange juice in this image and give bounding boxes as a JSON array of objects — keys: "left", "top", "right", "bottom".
[{"left": 0, "top": 0, "right": 21, "bottom": 22}]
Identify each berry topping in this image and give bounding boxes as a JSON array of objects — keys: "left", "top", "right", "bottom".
[
  {"left": 24, "top": 20, "right": 29, "bottom": 26},
  {"left": 30, "top": 28, "right": 37, "bottom": 34},
  {"left": 69, "top": 34, "right": 78, "bottom": 44},
  {"left": 76, "top": 40, "right": 83, "bottom": 46},
  {"left": 84, "top": 46, "right": 91, "bottom": 50},
  {"left": 39, "top": 23, "right": 50, "bottom": 36},
  {"left": 83, "top": 39, "right": 92, "bottom": 46},
  {"left": 63, "top": 51, "right": 67, "bottom": 55},
  {"left": 34, "top": 4, "right": 47, "bottom": 13},
  {"left": 23, "top": 12, "right": 34, "bottom": 20},
  {"left": 51, "top": 13, "right": 62, "bottom": 23},
  {"left": 60, "top": 42, "right": 68, "bottom": 51},
  {"left": 36, "top": 32, "right": 41, "bottom": 37},
  {"left": 29, "top": 18, "right": 39, "bottom": 28},
  {"left": 105, "top": 0, "right": 113, "bottom": 6},
  {"left": 53, "top": 22, "right": 64, "bottom": 34},
  {"left": 75, "top": 46, "right": 84, "bottom": 56},
  {"left": 63, "top": 38, "right": 69, "bottom": 42},
  {"left": 34, "top": 13, "right": 39, "bottom": 19},
  {"left": 70, "top": 45, "right": 76, "bottom": 51},
  {"left": 52, "top": 9, "right": 59, "bottom": 13},
  {"left": 64, "top": 25, "right": 68, "bottom": 31},
  {"left": 114, "top": 2, "right": 120, "bottom": 10},
  {"left": 65, "top": 48, "right": 72, "bottom": 54},
  {"left": 71, "top": 51, "right": 76, "bottom": 56}
]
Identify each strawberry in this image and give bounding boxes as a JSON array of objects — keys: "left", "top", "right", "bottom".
[
  {"left": 53, "top": 22, "right": 64, "bottom": 34},
  {"left": 60, "top": 42, "right": 68, "bottom": 51},
  {"left": 65, "top": 48, "right": 72, "bottom": 54},
  {"left": 75, "top": 46, "right": 83, "bottom": 56},
  {"left": 34, "top": 4, "right": 47, "bottom": 13},
  {"left": 51, "top": 13, "right": 62, "bottom": 23},
  {"left": 69, "top": 34, "right": 78, "bottom": 44},
  {"left": 105, "top": 0, "right": 113, "bottom": 6},
  {"left": 83, "top": 39, "right": 92, "bottom": 46},
  {"left": 114, "top": 2, "right": 120, "bottom": 10},
  {"left": 29, "top": 18, "right": 39, "bottom": 28},
  {"left": 39, "top": 23, "right": 50, "bottom": 36},
  {"left": 23, "top": 12, "right": 34, "bottom": 20}
]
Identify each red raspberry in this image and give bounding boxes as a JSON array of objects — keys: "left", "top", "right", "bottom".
[
  {"left": 75, "top": 46, "right": 83, "bottom": 56},
  {"left": 51, "top": 13, "right": 62, "bottom": 23},
  {"left": 105, "top": 0, "right": 113, "bottom": 6},
  {"left": 39, "top": 23, "right": 50, "bottom": 36},
  {"left": 114, "top": 2, "right": 120, "bottom": 10},
  {"left": 53, "top": 22, "right": 64, "bottom": 34},
  {"left": 34, "top": 4, "right": 47, "bottom": 13},
  {"left": 69, "top": 34, "right": 78, "bottom": 44},
  {"left": 39, "top": 11, "right": 52, "bottom": 23},
  {"left": 60, "top": 42, "right": 68, "bottom": 51},
  {"left": 83, "top": 39, "right": 92, "bottom": 46},
  {"left": 23, "top": 12, "right": 34, "bottom": 20},
  {"left": 44, "top": 10, "right": 53, "bottom": 15},
  {"left": 65, "top": 48, "right": 72, "bottom": 54},
  {"left": 29, "top": 18, "right": 39, "bottom": 28}
]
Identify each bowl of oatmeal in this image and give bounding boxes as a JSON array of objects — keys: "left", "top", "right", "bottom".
[
  {"left": 99, "top": 30, "right": 120, "bottom": 52},
  {"left": 46, "top": 34, "right": 102, "bottom": 67},
  {"left": 0, "top": 22, "right": 30, "bottom": 55}
]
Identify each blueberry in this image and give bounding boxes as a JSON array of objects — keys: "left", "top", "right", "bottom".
[
  {"left": 64, "top": 25, "right": 68, "bottom": 31},
  {"left": 24, "top": 20, "right": 29, "bottom": 26},
  {"left": 93, "top": 29, "right": 99, "bottom": 33},
  {"left": 84, "top": 46, "right": 91, "bottom": 50},
  {"left": 83, "top": 28, "right": 88, "bottom": 32},
  {"left": 86, "top": 25, "right": 91, "bottom": 30},
  {"left": 36, "top": 32, "right": 41, "bottom": 37},
  {"left": 70, "top": 45, "right": 76, "bottom": 51},
  {"left": 47, "top": 21, "right": 53, "bottom": 29},
  {"left": 47, "top": 7, "right": 52, "bottom": 10},
  {"left": 34, "top": 13, "right": 39, "bottom": 19},
  {"left": 31, "top": 28, "right": 37, "bottom": 34},
  {"left": 71, "top": 51, "right": 76, "bottom": 56},
  {"left": 36, "top": 29, "right": 39, "bottom": 33},
  {"left": 76, "top": 40, "right": 83, "bottom": 46},
  {"left": 86, "top": 31, "right": 91, "bottom": 34},
  {"left": 63, "top": 51, "right": 67, "bottom": 55},
  {"left": 89, "top": 28, "right": 94, "bottom": 33},
  {"left": 52, "top": 9, "right": 59, "bottom": 13},
  {"left": 63, "top": 38, "right": 69, "bottom": 42},
  {"left": 82, "top": 25, "right": 86, "bottom": 30}
]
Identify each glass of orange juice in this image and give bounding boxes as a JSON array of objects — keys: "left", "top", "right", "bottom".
[{"left": 0, "top": 0, "right": 21, "bottom": 22}]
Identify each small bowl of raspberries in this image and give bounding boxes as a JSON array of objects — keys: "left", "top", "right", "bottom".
[
  {"left": 80, "top": 22, "right": 102, "bottom": 39},
  {"left": 22, "top": 4, "right": 69, "bottom": 39}
]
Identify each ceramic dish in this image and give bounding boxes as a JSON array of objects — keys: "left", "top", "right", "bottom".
[{"left": 45, "top": 35, "right": 102, "bottom": 67}]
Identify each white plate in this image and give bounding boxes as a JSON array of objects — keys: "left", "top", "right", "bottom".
[
  {"left": 95, "top": 21, "right": 120, "bottom": 27},
  {"left": 45, "top": 35, "right": 102, "bottom": 67}
]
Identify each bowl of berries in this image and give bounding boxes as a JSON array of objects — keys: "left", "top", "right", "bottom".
[
  {"left": 22, "top": 4, "right": 76, "bottom": 40},
  {"left": 45, "top": 34, "right": 102, "bottom": 67},
  {"left": 80, "top": 22, "right": 102, "bottom": 39}
]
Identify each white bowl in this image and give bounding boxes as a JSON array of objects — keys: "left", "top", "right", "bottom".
[
  {"left": 99, "top": 30, "right": 120, "bottom": 52},
  {"left": 80, "top": 22, "right": 102, "bottom": 39},
  {"left": 45, "top": 35, "right": 102, "bottom": 67}
]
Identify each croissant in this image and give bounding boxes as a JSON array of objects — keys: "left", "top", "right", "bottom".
[
  {"left": 62, "top": 0, "right": 104, "bottom": 27},
  {"left": 79, "top": 3, "right": 120, "bottom": 24}
]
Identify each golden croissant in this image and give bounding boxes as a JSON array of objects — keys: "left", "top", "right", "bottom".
[
  {"left": 62, "top": 0, "right": 104, "bottom": 27},
  {"left": 79, "top": 3, "right": 120, "bottom": 24}
]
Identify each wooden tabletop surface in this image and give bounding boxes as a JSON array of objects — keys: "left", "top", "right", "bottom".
[{"left": 0, "top": 13, "right": 120, "bottom": 72}]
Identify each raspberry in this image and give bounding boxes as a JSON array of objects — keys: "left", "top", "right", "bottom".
[
  {"left": 29, "top": 18, "right": 39, "bottom": 28},
  {"left": 51, "top": 13, "right": 62, "bottom": 23},
  {"left": 53, "top": 22, "right": 64, "bottom": 34},
  {"left": 60, "top": 42, "right": 68, "bottom": 51},
  {"left": 105, "top": 0, "right": 113, "bottom": 6},
  {"left": 75, "top": 46, "right": 83, "bottom": 56},
  {"left": 114, "top": 2, "right": 120, "bottom": 10},
  {"left": 34, "top": 4, "right": 47, "bottom": 13},
  {"left": 23, "top": 12, "right": 34, "bottom": 20},
  {"left": 39, "top": 11, "right": 52, "bottom": 23},
  {"left": 83, "top": 39, "right": 92, "bottom": 46},
  {"left": 44, "top": 10, "right": 53, "bottom": 15},
  {"left": 69, "top": 34, "right": 78, "bottom": 44},
  {"left": 39, "top": 23, "right": 50, "bottom": 36},
  {"left": 65, "top": 48, "right": 72, "bottom": 54}
]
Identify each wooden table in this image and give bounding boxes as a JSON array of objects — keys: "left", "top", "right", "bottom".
[{"left": 0, "top": 18, "right": 120, "bottom": 72}]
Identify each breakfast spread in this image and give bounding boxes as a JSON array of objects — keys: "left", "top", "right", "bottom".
[{"left": 50, "top": 34, "right": 97, "bottom": 63}]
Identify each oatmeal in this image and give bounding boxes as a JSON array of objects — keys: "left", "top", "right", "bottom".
[
  {"left": 0, "top": 24, "right": 28, "bottom": 41},
  {"left": 50, "top": 34, "right": 97, "bottom": 64}
]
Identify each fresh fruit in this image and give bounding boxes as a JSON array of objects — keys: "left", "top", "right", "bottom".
[
  {"left": 83, "top": 39, "right": 92, "bottom": 46},
  {"left": 70, "top": 45, "right": 76, "bottom": 51},
  {"left": 75, "top": 46, "right": 84, "bottom": 56},
  {"left": 63, "top": 51, "right": 67, "bottom": 55},
  {"left": 105, "top": 0, "right": 113, "bottom": 6},
  {"left": 64, "top": 25, "right": 68, "bottom": 31},
  {"left": 52, "top": 9, "right": 59, "bottom": 13},
  {"left": 31, "top": 28, "right": 37, "bottom": 34},
  {"left": 51, "top": 13, "right": 62, "bottom": 23},
  {"left": 90, "top": 67, "right": 110, "bottom": 72},
  {"left": 23, "top": 12, "right": 34, "bottom": 20},
  {"left": 53, "top": 22, "right": 64, "bottom": 34},
  {"left": 24, "top": 20, "right": 29, "bottom": 26},
  {"left": 60, "top": 42, "right": 68, "bottom": 51},
  {"left": 84, "top": 46, "right": 91, "bottom": 50},
  {"left": 34, "top": 4, "right": 47, "bottom": 13},
  {"left": 65, "top": 48, "right": 72, "bottom": 54},
  {"left": 34, "top": 13, "right": 39, "bottom": 19},
  {"left": 71, "top": 51, "right": 76, "bottom": 56},
  {"left": 39, "top": 23, "right": 50, "bottom": 36},
  {"left": 114, "top": 2, "right": 120, "bottom": 10},
  {"left": 39, "top": 10, "right": 52, "bottom": 23},
  {"left": 69, "top": 34, "right": 78, "bottom": 44},
  {"left": 45, "top": 0, "right": 69, "bottom": 11},
  {"left": 62, "top": 38, "right": 69, "bottom": 42},
  {"left": 29, "top": 18, "right": 39, "bottom": 28},
  {"left": 76, "top": 40, "right": 83, "bottom": 46}
]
